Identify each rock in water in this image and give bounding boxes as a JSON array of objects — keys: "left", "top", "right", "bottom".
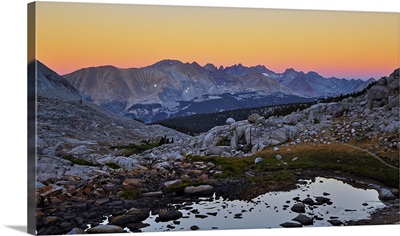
[
  {"left": 86, "top": 225, "right": 124, "bottom": 233},
  {"left": 292, "top": 214, "right": 314, "bottom": 225},
  {"left": 291, "top": 203, "right": 305, "bottom": 213},
  {"left": 378, "top": 188, "right": 397, "bottom": 200},
  {"left": 158, "top": 210, "right": 183, "bottom": 222},
  {"left": 327, "top": 219, "right": 343, "bottom": 226},
  {"left": 280, "top": 222, "right": 303, "bottom": 228}
]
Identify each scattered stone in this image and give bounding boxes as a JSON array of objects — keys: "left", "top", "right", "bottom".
[
  {"left": 207, "top": 212, "right": 218, "bottom": 216},
  {"left": 323, "top": 192, "right": 330, "bottom": 196},
  {"left": 158, "top": 210, "right": 183, "bottom": 222},
  {"left": 127, "top": 222, "right": 150, "bottom": 231},
  {"left": 276, "top": 155, "right": 282, "bottom": 161},
  {"left": 66, "top": 228, "right": 86, "bottom": 235},
  {"left": 291, "top": 203, "right": 305, "bottom": 213},
  {"left": 291, "top": 157, "right": 298, "bottom": 161},
  {"left": 315, "top": 196, "right": 331, "bottom": 203},
  {"left": 195, "top": 214, "right": 208, "bottom": 219},
  {"left": 122, "top": 178, "right": 143, "bottom": 190},
  {"left": 254, "top": 157, "right": 264, "bottom": 164},
  {"left": 292, "top": 214, "right": 314, "bottom": 225},
  {"left": 280, "top": 222, "right": 303, "bottom": 228},
  {"left": 302, "top": 197, "right": 315, "bottom": 205},
  {"left": 190, "top": 225, "right": 200, "bottom": 230},
  {"left": 86, "top": 225, "right": 124, "bottom": 234},
  {"left": 327, "top": 219, "right": 343, "bottom": 226},
  {"left": 43, "top": 216, "right": 62, "bottom": 227}
]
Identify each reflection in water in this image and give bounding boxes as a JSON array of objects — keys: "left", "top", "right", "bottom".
[{"left": 141, "top": 177, "right": 386, "bottom": 231}]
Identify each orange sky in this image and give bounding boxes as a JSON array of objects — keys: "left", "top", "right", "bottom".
[{"left": 35, "top": 2, "right": 399, "bottom": 80}]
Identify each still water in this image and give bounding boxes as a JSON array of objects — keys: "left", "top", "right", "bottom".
[{"left": 140, "top": 177, "right": 386, "bottom": 231}]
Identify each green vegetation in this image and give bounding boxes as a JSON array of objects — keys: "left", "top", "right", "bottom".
[
  {"left": 110, "top": 137, "right": 173, "bottom": 156},
  {"left": 165, "top": 179, "right": 211, "bottom": 195},
  {"left": 118, "top": 189, "right": 141, "bottom": 200},
  {"left": 63, "top": 155, "right": 99, "bottom": 167},
  {"left": 189, "top": 142, "right": 399, "bottom": 188},
  {"left": 216, "top": 136, "right": 230, "bottom": 146},
  {"left": 105, "top": 162, "right": 121, "bottom": 169}
]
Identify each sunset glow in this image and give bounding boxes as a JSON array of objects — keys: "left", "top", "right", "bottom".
[{"left": 35, "top": 2, "right": 399, "bottom": 80}]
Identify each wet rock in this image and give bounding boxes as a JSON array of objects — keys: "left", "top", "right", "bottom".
[
  {"left": 323, "top": 192, "right": 330, "bottom": 196},
  {"left": 378, "top": 188, "right": 397, "bottom": 200},
  {"left": 315, "top": 196, "right": 331, "bottom": 203},
  {"left": 292, "top": 214, "right": 313, "bottom": 225},
  {"left": 362, "top": 203, "right": 369, "bottom": 206},
  {"left": 66, "top": 227, "right": 86, "bottom": 234},
  {"left": 127, "top": 222, "right": 150, "bottom": 231},
  {"left": 327, "top": 219, "right": 343, "bottom": 226},
  {"left": 190, "top": 225, "right": 200, "bottom": 230},
  {"left": 207, "top": 212, "right": 218, "bottom": 216},
  {"left": 280, "top": 222, "right": 303, "bottom": 228},
  {"left": 184, "top": 185, "right": 214, "bottom": 196},
  {"left": 86, "top": 225, "right": 124, "bottom": 234},
  {"left": 109, "top": 208, "right": 149, "bottom": 226},
  {"left": 158, "top": 210, "right": 183, "bottom": 222},
  {"left": 234, "top": 213, "right": 242, "bottom": 219},
  {"left": 291, "top": 203, "right": 306, "bottom": 213},
  {"left": 302, "top": 197, "right": 315, "bottom": 205},
  {"left": 195, "top": 214, "right": 208, "bottom": 219}
]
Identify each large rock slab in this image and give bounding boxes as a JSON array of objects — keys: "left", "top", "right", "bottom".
[
  {"left": 86, "top": 225, "right": 124, "bottom": 234},
  {"left": 184, "top": 185, "right": 214, "bottom": 195}
]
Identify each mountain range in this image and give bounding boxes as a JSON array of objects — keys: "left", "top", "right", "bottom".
[{"left": 62, "top": 59, "right": 374, "bottom": 123}]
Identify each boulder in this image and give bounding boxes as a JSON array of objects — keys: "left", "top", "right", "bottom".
[
  {"left": 226, "top": 118, "right": 236, "bottom": 125},
  {"left": 283, "top": 114, "right": 299, "bottom": 125},
  {"left": 292, "top": 214, "right": 313, "bottom": 225},
  {"left": 158, "top": 210, "right": 183, "bottom": 222},
  {"left": 86, "top": 225, "right": 124, "bottom": 234},
  {"left": 248, "top": 113, "right": 261, "bottom": 124},
  {"left": 70, "top": 145, "right": 88, "bottom": 155},
  {"left": 184, "top": 185, "right": 214, "bottom": 195},
  {"left": 109, "top": 209, "right": 149, "bottom": 226},
  {"left": 122, "top": 178, "right": 143, "bottom": 190},
  {"left": 378, "top": 188, "right": 397, "bottom": 200},
  {"left": 270, "top": 128, "right": 287, "bottom": 144},
  {"left": 291, "top": 203, "right": 305, "bottom": 213},
  {"left": 315, "top": 196, "right": 331, "bottom": 203}
]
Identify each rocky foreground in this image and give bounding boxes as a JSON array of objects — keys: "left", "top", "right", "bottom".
[{"left": 35, "top": 69, "right": 399, "bottom": 234}]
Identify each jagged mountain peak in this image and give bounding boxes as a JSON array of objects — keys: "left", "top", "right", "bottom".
[{"left": 35, "top": 60, "right": 81, "bottom": 101}]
